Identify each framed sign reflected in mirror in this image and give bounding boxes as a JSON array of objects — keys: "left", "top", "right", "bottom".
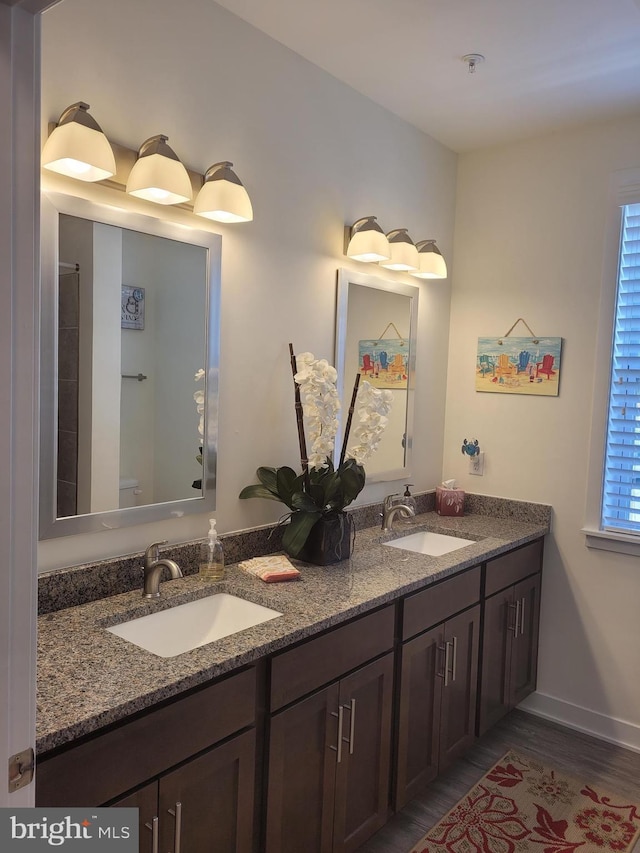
[
  {"left": 335, "top": 269, "right": 419, "bottom": 481},
  {"left": 39, "top": 192, "right": 221, "bottom": 540}
]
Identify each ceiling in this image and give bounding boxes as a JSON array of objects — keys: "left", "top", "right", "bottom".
[{"left": 213, "top": 0, "right": 640, "bottom": 153}]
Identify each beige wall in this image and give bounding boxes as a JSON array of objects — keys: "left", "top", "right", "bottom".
[
  {"left": 446, "top": 114, "right": 640, "bottom": 749},
  {"left": 38, "top": 0, "right": 457, "bottom": 570}
]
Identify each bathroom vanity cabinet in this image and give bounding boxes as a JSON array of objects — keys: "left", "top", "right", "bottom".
[
  {"left": 478, "top": 538, "right": 543, "bottom": 735},
  {"left": 36, "top": 667, "right": 257, "bottom": 853},
  {"left": 36, "top": 531, "right": 545, "bottom": 853},
  {"left": 395, "top": 566, "right": 481, "bottom": 810},
  {"left": 266, "top": 606, "right": 395, "bottom": 853}
]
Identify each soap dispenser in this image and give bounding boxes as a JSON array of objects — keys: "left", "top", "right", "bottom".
[
  {"left": 402, "top": 484, "right": 417, "bottom": 514},
  {"left": 199, "top": 518, "right": 225, "bottom": 580}
]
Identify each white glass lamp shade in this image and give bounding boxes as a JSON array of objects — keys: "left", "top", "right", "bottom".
[
  {"left": 193, "top": 162, "right": 253, "bottom": 223},
  {"left": 42, "top": 102, "right": 116, "bottom": 182},
  {"left": 410, "top": 240, "right": 448, "bottom": 279},
  {"left": 380, "top": 229, "right": 419, "bottom": 271},
  {"left": 126, "top": 135, "right": 192, "bottom": 205},
  {"left": 346, "top": 216, "right": 390, "bottom": 263}
]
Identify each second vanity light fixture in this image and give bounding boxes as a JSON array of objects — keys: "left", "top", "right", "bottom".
[
  {"left": 346, "top": 217, "right": 447, "bottom": 279},
  {"left": 42, "top": 102, "right": 253, "bottom": 222},
  {"left": 126, "top": 135, "right": 193, "bottom": 205}
]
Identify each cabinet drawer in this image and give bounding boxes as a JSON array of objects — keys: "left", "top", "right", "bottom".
[
  {"left": 402, "top": 566, "right": 481, "bottom": 641},
  {"left": 485, "top": 539, "right": 544, "bottom": 597},
  {"left": 36, "top": 666, "right": 256, "bottom": 808},
  {"left": 270, "top": 605, "right": 395, "bottom": 711}
]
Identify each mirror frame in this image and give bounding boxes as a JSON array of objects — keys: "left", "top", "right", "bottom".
[
  {"left": 334, "top": 268, "right": 418, "bottom": 482},
  {"left": 39, "top": 191, "right": 222, "bottom": 539}
]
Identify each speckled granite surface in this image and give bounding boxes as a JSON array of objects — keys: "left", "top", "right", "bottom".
[
  {"left": 37, "top": 491, "right": 549, "bottom": 615},
  {"left": 37, "top": 504, "right": 550, "bottom": 755}
]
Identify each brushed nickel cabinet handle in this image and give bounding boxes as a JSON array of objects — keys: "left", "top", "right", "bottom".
[
  {"left": 436, "top": 643, "right": 447, "bottom": 681},
  {"left": 508, "top": 600, "right": 520, "bottom": 638},
  {"left": 168, "top": 802, "right": 182, "bottom": 853},
  {"left": 444, "top": 641, "right": 451, "bottom": 687},
  {"left": 520, "top": 597, "right": 526, "bottom": 636},
  {"left": 330, "top": 705, "right": 345, "bottom": 763},
  {"left": 451, "top": 635, "right": 458, "bottom": 683},
  {"left": 346, "top": 699, "right": 356, "bottom": 755},
  {"left": 144, "top": 817, "right": 158, "bottom": 853}
]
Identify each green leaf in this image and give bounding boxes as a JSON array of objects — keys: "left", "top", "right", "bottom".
[
  {"left": 337, "top": 460, "right": 366, "bottom": 505},
  {"left": 256, "top": 467, "right": 279, "bottom": 492},
  {"left": 239, "top": 484, "right": 285, "bottom": 502},
  {"left": 282, "top": 511, "right": 322, "bottom": 556},
  {"left": 276, "top": 467, "right": 299, "bottom": 505},
  {"left": 291, "top": 491, "right": 322, "bottom": 513}
]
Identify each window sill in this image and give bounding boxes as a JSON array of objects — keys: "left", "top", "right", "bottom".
[{"left": 582, "top": 527, "right": 640, "bottom": 556}]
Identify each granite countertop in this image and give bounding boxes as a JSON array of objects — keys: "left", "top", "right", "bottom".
[{"left": 37, "top": 510, "right": 549, "bottom": 755}]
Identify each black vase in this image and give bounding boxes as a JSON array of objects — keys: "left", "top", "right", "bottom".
[{"left": 295, "top": 512, "right": 352, "bottom": 566}]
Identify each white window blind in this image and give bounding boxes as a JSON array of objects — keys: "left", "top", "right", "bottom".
[{"left": 602, "top": 202, "right": 640, "bottom": 533}]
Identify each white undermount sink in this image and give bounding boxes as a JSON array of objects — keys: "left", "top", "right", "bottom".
[
  {"left": 107, "top": 593, "right": 283, "bottom": 658},
  {"left": 384, "top": 530, "right": 476, "bottom": 557}
]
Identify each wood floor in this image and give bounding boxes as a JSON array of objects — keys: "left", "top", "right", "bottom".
[{"left": 357, "top": 710, "right": 640, "bottom": 853}]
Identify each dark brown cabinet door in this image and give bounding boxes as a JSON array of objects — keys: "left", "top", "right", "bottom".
[
  {"left": 265, "top": 683, "right": 340, "bottom": 853},
  {"left": 110, "top": 782, "right": 158, "bottom": 853},
  {"left": 438, "top": 605, "right": 480, "bottom": 772},
  {"left": 395, "top": 625, "right": 444, "bottom": 809},
  {"left": 478, "top": 587, "right": 514, "bottom": 736},
  {"left": 479, "top": 573, "right": 542, "bottom": 735},
  {"left": 158, "top": 728, "right": 256, "bottom": 853},
  {"left": 333, "top": 653, "right": 394, "bottom": 853},
  {"left": 510, "top": 573, "right": 541, "bottom": 707}
]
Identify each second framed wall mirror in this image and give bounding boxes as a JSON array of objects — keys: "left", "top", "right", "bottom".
[{"left": 335, "top": 268, "right": 418, "bottom": 482}]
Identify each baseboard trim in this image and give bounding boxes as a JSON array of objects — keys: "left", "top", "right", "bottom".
[{"left": 518, "top": 692, "right": 640, "bottom": 754}]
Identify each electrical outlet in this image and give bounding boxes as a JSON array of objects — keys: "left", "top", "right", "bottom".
[{"left": 469, "top": 451, "right": 485, "bottom": 475}]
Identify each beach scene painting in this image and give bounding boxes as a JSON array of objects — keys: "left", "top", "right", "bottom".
[
  {"left": 476, "top": 336, "right": 562, "bottom": 396},
  {"left": 358, "top": 338, "right": 409, "bottom": 389}
]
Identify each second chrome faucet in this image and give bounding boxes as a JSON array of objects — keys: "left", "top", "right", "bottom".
[
  {"left": 381, "top": 494, "right": 415, "bottom": 532},
  {"left": 142, "top": 540, "right": 183, "bottom": 598}
]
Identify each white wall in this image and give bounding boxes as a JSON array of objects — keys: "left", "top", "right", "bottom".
[
  {"left": 445, "top": 114, "right": 640, "bottom": 749},
  {"left": 38, "top": 0, "right": 457, "bottom": 570}
]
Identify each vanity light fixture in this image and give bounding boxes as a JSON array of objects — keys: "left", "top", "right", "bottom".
[
  {"left": 380, "top": 229, "right": 419, "bottom": 271},
  {"left": 41, "top": 102, "right": 116, "bottom": 182},
  {"left": 410, "top": 240, "right": 448, "bottom": 279},
  {"left": 126, "top": 135, "right": 193, "bottom": 205},
  {"left": 346, "top": 216, "right": 391, "bottom": 263},
  {"left": 193, "top": 161, "right": 253, "bottom": 223}
]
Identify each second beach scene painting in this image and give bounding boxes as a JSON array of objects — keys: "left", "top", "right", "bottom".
[{"left": 476, "top": 336, "right": 562, "bottom": 396}]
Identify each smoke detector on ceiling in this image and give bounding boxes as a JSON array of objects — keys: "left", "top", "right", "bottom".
[{"left": 462, "top": 54, "right": 485, "bottom": 74}]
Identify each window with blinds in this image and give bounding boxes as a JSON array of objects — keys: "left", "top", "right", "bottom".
[{"left": 602, "top": 202, "right": 640, "bottom": 533}]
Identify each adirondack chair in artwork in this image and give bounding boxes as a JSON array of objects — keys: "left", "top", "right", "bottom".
[
  {"left": 517, "top": 351, "right": 531, "bottom": 373},
  {"left": 478, "top": 354, "right": 495, "bottom": 376},
  {"left": 536, "top": 353, "right": 556, "bottom": 379},
  {"left": 361, "top": 354, "right": 374, "bottom": 375},
  {"left": 495, "top": 352, "right": 517, "bottom": 377}
]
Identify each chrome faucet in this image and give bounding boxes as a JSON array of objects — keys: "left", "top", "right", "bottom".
[
  {"left": 142, "top": 540, "right": 183, "bottom": 598},
  {"left": 381, "top": 494, "right": 416, "bottom": 532}
]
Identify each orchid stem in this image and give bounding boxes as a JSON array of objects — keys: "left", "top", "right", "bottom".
[
  {"left": 289, "top": 343, "right": 311, "bottom": 492},
  {"left": 339, "top": 373, "right": 361, "bottom": 467}
]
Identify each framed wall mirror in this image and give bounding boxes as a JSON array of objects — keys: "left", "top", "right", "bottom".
[
  {"left": 335, "top": 268, "right": 418, "bottom": 482},
  {"left": 39, "top": 191, "right": 221, "bottom": 539}
]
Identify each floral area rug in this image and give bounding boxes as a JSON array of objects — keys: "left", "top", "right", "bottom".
[{"left": 409, "top": 749, "right": 640, "bottom": 853}]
